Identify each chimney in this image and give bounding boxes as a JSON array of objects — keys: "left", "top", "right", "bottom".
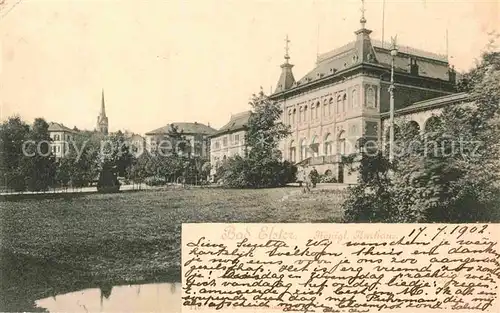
[
  {"left": 448, "top": 65, "right": 456, "bottom": 83},
  {"left": 409, "top": 58, "right": 419, "bottom": 75}
]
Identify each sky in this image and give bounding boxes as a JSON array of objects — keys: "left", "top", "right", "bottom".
[{"left": 1, "top": 0, "right": 498, "bottom": 135}]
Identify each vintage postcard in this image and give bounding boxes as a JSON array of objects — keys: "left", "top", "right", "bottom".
[{"left": 1, "top": 0, "right": 499, "bottom": 312}]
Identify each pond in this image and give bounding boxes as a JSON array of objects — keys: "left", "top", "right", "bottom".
[{"left": 36, "top": 282, "right": 182, "bottom": 313}]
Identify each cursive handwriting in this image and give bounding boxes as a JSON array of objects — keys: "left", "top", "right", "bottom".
[{"left": 181, "top": 223, "right": 500, "bottom": 312}]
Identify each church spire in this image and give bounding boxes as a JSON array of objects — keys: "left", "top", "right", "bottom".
[
  {"left": 97, "top": 89, "right": 109, "bottom": 135},
  {"left": 100, "top": 89, "right": 106, "bottom": 117},
  {"left": 273, "top": 34, "right": 296, "bottom": 94}
]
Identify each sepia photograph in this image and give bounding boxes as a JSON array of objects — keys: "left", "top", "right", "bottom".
[{"left": 1, "top": 0, "right": 499, "bottom": 312}]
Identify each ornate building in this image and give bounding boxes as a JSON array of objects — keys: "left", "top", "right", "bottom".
[
  {"left": 269, "top": 3, "right": 461, "bottom": 183},
  {"left": 96, "top": 89, "right": 109, "bottom": 135}
]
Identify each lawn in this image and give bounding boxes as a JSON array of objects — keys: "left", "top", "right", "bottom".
[{"left": 0, "top": 187, "right": 346, "bottom": 312}]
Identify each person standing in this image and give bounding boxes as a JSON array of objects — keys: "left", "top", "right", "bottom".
[{"left": 309, "top": 166, "right": 319, "bottom": 188}]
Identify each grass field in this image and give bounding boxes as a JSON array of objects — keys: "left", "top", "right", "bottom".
[{"left": 0, "top": 187, "right": 346, "bottom": 312}]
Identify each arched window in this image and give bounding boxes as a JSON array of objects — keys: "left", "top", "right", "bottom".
[
  {"left": 404, "top": 120, "right": 420, "bottom": 138},
  {"left": 424, "top": 116, "right": 441, "bottom": 133},
  {"left": 324, "top": 133, "right": 332, "bottom": 155},
  {"left": 303, "top": 106, "right": 308, "bottom": 121},
  {"left": 342, "top": 93, "right": 347, "bottom": 112},
  {"left": 311, "top": 136, "right": 319, "bottom": 157},
  {"left": 289, "top": 140, "right": 296, "bottom": 162},
  {"left": 298, "top": 107, "right": 302, "bottom": 122},
  {"left": 338, "top": 131, "right": 346, "bottom": 155},
  {"left": 311, "top": 105, "right": 315, "bottom": 121},
  {"left": 292, "top": 108, "right": 296, "bottom": 125},
  {"left": 300, "top": 138, "right": 308, "bottom": 161},
  {"left": 329, "top": 97, "right": 333, "bottom": 116},
  {"left": 323, "top": 99, "right": 328, "bottom": 117},
  {"left": 315, "top": 102, "right": 320, "bottom": 119},
  {"left": 352, "top": 89, "right": 358, "bottom": 108},
  {"left": 336, "top": 95, "right": 342, "bottom": 113},
  {"left": 288, "top": 110, "right": 292, "bottom": 125}
]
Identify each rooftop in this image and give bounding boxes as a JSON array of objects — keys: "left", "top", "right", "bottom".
[
  {"left": 48, "top": 122, "right": 76, "bottom": 133},
  {"left": 212, "top": 110, "right": 252, "bottom": 137},
  {"left": 145, "top": 122, "right": 216, "bottom": 136}
]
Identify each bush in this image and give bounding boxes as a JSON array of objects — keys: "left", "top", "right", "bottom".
[
  {"left": 144, "top": 176, "right": 167, "bottom": 186},
  {"left": 97, "top": 166, "right": 121, "bottom": 193},
  {"left": 320, "top": 174, "right": 337, "bottom": 183},
  {"left": 219, "top": 156, "right": 297, "bottom": 188}
]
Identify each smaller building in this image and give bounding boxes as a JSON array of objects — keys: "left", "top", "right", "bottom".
[
  {"left": 48, "top": 122, "right": 77, "bottom": 159},
  {"left": 123, "top": 132, "right": 146, "bottom": 156},
  {"left": 145, "top": 122, "right": 216, "bottom": 158},
  {"left": 209, "top": 111, "right": 252, "bottom": 176}
]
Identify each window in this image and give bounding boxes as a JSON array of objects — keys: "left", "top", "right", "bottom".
[
  {"left": 315, "top": 102, "right": 320, "bottom": 119},
  {"left": 329, "top": 98, "right": 333, "bottom": 116},
  {"left": 311, "top": 105, "right": 315, "bottom": 121},
  {"left": 300, "top": 138, "right": 307, "bottom": 160},
  {"left": 289, "top": 140, "right": 296, "bottom": 162},
  {"left": 336, "top": 95, "right": 342, "bottom": 113},
  {"left": 323, "top": 99, "right": 328, "bottom": 117},
  {"left": 338, "top": 131, "right": 346, "bottom": 155},
  {"left": 366, "top": 87, "right": 376, "bottom": 108},
  {"left": 56, "top": 146, "right": 60, "bottom": 153},
  {"left": 215, "top": 141, "right": 220, "bottom": 149},
  {"left": 54, "top": 134, "right": 60, "bottom": 141},
  {"left": 324, "top": 134, "right": 332, "bottom": 155},
  {"left": 342, "top": 94, "right": 347, "bottom": 112},
  {"left": 223, "top": 137, "right": 228, "bottom": 147},
  {"left": 304, "top": 106, "right": 308, "bottom": 121},
  {"left": 292, "top": 108, "right": 296, "bottom": 124},
  {"left": 298, "top": 107, "right": 302, "bottom": 122},
  {"left": 352, "top": 89, "right": 358, "bottom": 108}
]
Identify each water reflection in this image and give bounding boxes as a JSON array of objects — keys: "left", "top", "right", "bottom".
[{"left": 36, "top": 282, "right": 181, "bottom": 313}]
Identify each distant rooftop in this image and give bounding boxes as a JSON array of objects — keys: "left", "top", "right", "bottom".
[
  {"left": 145, "top": 122, "right": 216, "bottom": 136},
  {"left": 48, "top": 122, "right": 76, "bottom": 133},
  {"left": 212, "top": 111, "right": 252, "bottom": 137}
]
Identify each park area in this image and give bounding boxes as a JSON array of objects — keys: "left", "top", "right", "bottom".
[{"left": 0, "top": 187, "right": 347, "bottom": 312}]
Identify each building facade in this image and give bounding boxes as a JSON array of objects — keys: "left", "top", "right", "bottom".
[
  {"left": 145, "top": 122, "right": 216, "bottom": 158},
  {"left": 269, "top": 10, "right": 459, "bottom": 183},
  {"left": 209, "top": 111, "right": 252, "bottom": 176},
  {"left": 48, "top": 122, "right": 77, "bottom": 159}
]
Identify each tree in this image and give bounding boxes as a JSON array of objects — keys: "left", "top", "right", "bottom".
[
  {"left": 220, "top": 88, "right": 296, "bottom": 188},
  {"left": 0, "top": 116, "right": 30, "bottom": 191},
  {"left": 394, "top": 46, "right": 500, "bottom": 222},
  {"left": 57, "top": 131, "right": 101, "bottom": 188},
  {"left": 342, "top": 144, "right": 404, "bottom": 222},
  {"left": 21, "top": 118, "right": 57, "bottom": 191}
]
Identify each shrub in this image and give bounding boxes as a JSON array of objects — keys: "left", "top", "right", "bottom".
[
  {"left": 320, "top": 174, "right": 337, "bottom": 183},
  {"left": 97, "top": 166, "right": 121, "bottom": 193}
]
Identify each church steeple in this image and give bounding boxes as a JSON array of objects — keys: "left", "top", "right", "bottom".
[
  {"left": 353, "top": 0, "right": 377, "bottom": 64},
  {"left": 96, "top": 89, "right": 109, "bottom": 135},
  {"left": 100, "top": 89, "right": 106, "bottom": 117},
  {"left": 274, "top": 35, "right": 296, "bottom": 94}
]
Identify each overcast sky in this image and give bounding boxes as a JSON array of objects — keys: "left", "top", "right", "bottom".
[{"left": 1, "top": 0, "right": 498, "bottom": 135}]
